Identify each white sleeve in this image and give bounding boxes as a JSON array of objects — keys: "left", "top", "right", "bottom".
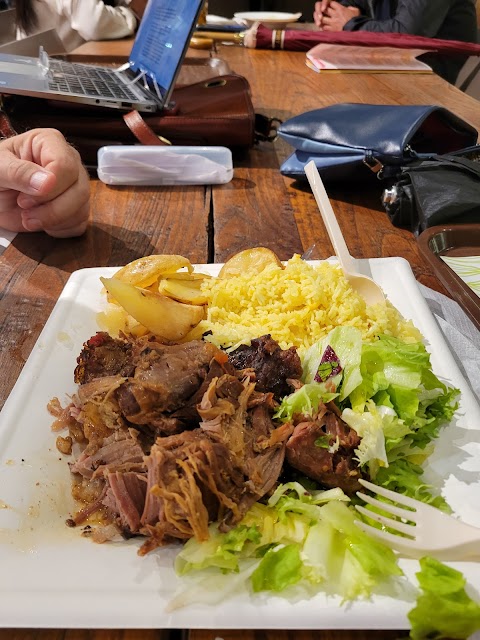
[{"left": 59, "top": 0, "right": 138, "bottom": 41}]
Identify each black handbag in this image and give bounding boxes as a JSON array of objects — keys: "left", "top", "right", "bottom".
[
  {"left": 381, "top": 147, "right": 480, "bottom": 235},
  {"left": 278, "top": 104, "right": 478, "bottom": 181}
]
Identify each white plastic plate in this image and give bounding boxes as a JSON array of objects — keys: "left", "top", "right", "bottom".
[
  {"left": 233, "top": 11, "right": 302, "bottom": 28},
  {"left": 0, "top": 258, "right": 479, "bottom": 629}
]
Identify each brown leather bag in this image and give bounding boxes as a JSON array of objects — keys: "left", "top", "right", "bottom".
[{"left": 3, "top": 74, "right": 274, "bottom": 168}]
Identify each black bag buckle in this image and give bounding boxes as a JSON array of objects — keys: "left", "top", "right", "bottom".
[{"left": 255, "top": 115, "right": 282, "bottom": 143}]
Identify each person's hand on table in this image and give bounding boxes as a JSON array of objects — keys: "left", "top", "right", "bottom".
[
  {"left": 314, "top": 0, "right": 360, "bottom": 30},
  {"left": 0, "top": 128, "right": 89, "bottom": 238},
  {"left": 313, "top": 0, "right": 330, "bottom": 26}
]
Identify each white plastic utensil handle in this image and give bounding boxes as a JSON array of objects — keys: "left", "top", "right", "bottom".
[{"left": 304, "top": 160, "right": 358, "bottom": 275}]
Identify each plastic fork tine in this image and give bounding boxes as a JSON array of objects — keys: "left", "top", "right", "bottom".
[
  {"left": 356, "top": 491, "right": 416, "bottom": 522},
  {"left": 354, "top": 519, "right": 418, "bottom": 551},
  {"left": 355, "top": 478, "right": 480, "bottom": 560},
  {"left": 355, "top": 504, "right": 416, "bottom": 537},
  {"left": 358, "top": 479, "right": 420, "bottom": 510}
]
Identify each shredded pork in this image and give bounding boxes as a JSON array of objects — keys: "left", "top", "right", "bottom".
[
  {"left": 51, "top": 331, "right": 362, "bottom": 555},
  {"left": 51, "top": 333, "right": 305, "bottom": 554}
]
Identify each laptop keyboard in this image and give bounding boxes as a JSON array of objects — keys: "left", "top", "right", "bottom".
[{"left": 47, "top": 60, "right": 140, "bottom": 101}]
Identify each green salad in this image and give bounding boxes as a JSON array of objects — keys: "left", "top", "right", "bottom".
[{"left": 168, "top": 326, "right": 480, "bottom": 639}]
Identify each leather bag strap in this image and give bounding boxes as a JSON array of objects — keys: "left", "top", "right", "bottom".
[
  {"left": 122, "top": 110, "right": 170, "bottom": 146},
  {"left": 438, "top": 153, "right": 480, "bottom": 178},
  {"left": 0, "top": 109, "right": 18, "bottom": 139}
]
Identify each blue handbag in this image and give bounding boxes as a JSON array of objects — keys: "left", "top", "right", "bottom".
[{"left": 278, "top": 104, "right": 478, "bottom": 181}]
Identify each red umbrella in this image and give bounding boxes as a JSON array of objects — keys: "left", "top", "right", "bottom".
[{"left": 244, "top": 23, "right": 480, "bottom": 57}]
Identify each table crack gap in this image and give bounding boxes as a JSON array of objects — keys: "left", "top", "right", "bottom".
[{"left": 207, "top": 188, "right": 214, "bottom": 263}]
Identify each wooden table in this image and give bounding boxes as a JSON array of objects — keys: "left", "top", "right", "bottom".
[{"left": 1, "top": 41, "right": 479, "bottom": 640}]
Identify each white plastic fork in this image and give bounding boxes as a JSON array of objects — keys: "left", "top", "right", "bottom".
[
  {"left": 355, "top": 479, "right": 480, "bottom": 561},
  {"left": 304, "top": 161, "right": 385, "bottom": 306}
]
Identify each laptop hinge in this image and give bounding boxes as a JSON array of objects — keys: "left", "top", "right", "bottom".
[{"left": 117, "top": 61, "right": 164, "bottom": 103}]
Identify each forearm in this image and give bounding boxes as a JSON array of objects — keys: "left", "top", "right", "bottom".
[
  {"left": 125, "top": 0, "right": 147, "bottom": 20},
  {"left": 343, "top": 0, "right": 453, "bottom": 36},
  {"left": 68, "top": 1, "right": 138, "bottom": 41}
]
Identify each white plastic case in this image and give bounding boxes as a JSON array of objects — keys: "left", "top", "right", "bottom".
[{"left": 97, "top": 145, "right": 233, "bottom": 185}]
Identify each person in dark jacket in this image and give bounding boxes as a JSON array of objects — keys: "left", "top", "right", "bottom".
[{"left": 313, "top": 0, "right": 478, "bottom": 83}]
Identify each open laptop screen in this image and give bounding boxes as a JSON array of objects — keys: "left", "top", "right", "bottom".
[{"left": 129, "top": 0, "right": 203, "bottom": 100}]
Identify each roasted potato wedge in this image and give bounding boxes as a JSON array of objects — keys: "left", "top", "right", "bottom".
[
  {"left": 97, "top": 305, "right": 128, "bottom": 337},
  {"left": 97, "top": 305, "right": 148, "bottom": 338},
  {"left": 219, "top": 247, "right": 282, "bottom": 278},
  {"left": 159, "top": 277, "right": 208, "bottom": 305},
  {"left": 112, "top": 255, "right": 193, "bottom": 289},
  {"left": 100, "top": 277, "right": 204, "bottom": 341},
  {"left": 162, "top": 272, "right": 211, "bottom": 282}
]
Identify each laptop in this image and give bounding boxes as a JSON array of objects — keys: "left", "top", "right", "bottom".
[{"left": 0, "top": 0, "right": 204, "bottom": 112}]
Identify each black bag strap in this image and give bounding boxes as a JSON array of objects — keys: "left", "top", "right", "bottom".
[
  {"left": 434, "top": 153, "right": 480, "bottom": 178},
  {"left": 403, "top": 149, "right": 480, "bottom": 180}
]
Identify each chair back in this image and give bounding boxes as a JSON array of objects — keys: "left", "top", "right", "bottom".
[
  {"left": 0, "top": 29, "right": 66, "bottom": 55},
  {"left": 0, "top": 8, "right": 15, "bottom": 44}
]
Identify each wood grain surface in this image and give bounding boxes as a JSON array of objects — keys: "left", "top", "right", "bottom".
[
  {"left": 0, "top": 39, "right": 478, "bottom": 640},
  {"left": 189, "top": 632, "right": 410, "bottom": 640}
]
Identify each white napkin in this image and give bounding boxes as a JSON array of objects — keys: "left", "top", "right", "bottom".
[
  {"left": 419, "top": 283, "right": 480, "bottom": 403},
  {"left": 0, "top": 228, "right": 16, "bottom": 255}
]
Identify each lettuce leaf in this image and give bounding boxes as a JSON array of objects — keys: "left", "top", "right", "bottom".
[
  {"left": 251, "top": 543, "right": 303, "bottom": 592},
  {"left": 318, "top": 500, "right": 403, "bottom": 589},
  {"left": 292, "top": 332, "right": 459, "bottom": 505},
  {"left": 274, "top": 382, "right": 338, "bottom": 422},
  {"left": 302, "top": 326, "right": 363, "bottom": 400},
  {"left": 341, "top": 401, "right": 389, "bottom": 475},
  {"left": 175, "top": 485, "right": 403, "bottom": 603},
  {"left": 408, "top": 557, "right": 480, "bottom": 639},
  {"left": 348, "top": 335, "right": 458, "bottom": 426},
  {"left": 175, "top": 523, "right": 261, "bottom": 575},
  {"left": 375, "top": 459, "right": 451, "bottom": 512}
]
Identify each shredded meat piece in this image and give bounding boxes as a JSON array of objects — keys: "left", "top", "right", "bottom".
[
  {"left": 54, "top": 333, "right": 310, "bottom": 553},
  {"left": 197, "top": 374, "right": 293, "bottom": 532},
  {"left": 48, "top": 397, "right": 82, "bottom": 434},
  {"left": 56, "top": 436, "right": 73, "bottom": 455},
  {"left": 70, "top": 430, "right": 144, "bottom": 479},
  {"left": 101, "top": 369, "right": 293, "bottom": 554},
  {"left": 104, "top": 471, "right": 147, "bottom": 533},
  {"left": 138, "top": 430, "right": 246, "bottom": 554},
  {"left": 116, "top": 339, "right": 225, "bottom": 418},
  {"left": 285, "top": 403, "right": 362, "bottom": 495},
  {"left": 71, "top": 480, "right": 108, "bottom": 525},
  {"left": 228, "top": 334, "right": 302, "bottom": 399},
  {"left": 75, "top": 332, "right": 134, "bottom": 384}
]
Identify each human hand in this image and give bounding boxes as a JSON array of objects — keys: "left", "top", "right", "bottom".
[
  {"left": 316, "top": 1, "right": 360, "bottom": 30},
  {"left": 128, "top": 0, "right": 148, "bottom": 20},
  {"left": 0, "top": 128, "right": 89, "bottom": 238},
  {"left": 313, "top": 0, "right": 331, "bottom": 27}
]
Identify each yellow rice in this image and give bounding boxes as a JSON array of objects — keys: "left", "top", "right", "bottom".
[{"left": 198, "top": 255, "right": 422, "bottom": 354}]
